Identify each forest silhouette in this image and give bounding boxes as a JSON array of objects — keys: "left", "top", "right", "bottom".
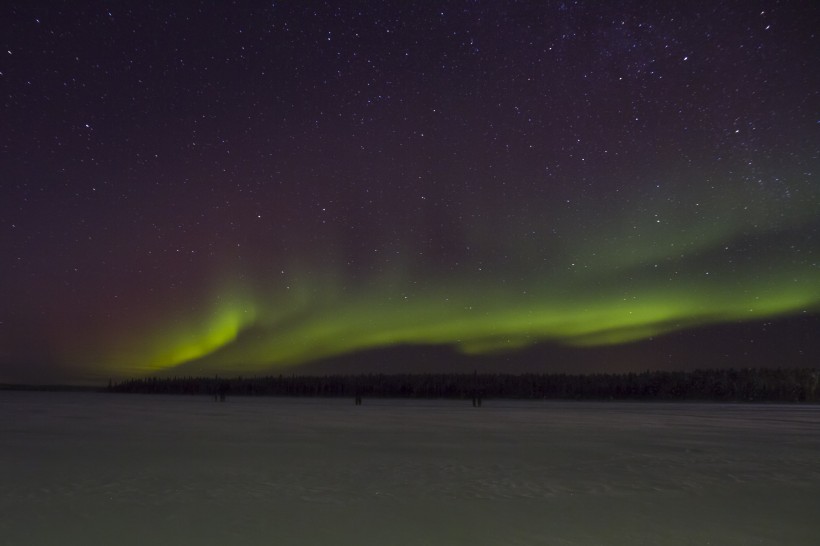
[{"left": 107, "top": 368, "right": 819, "bottom": 403}]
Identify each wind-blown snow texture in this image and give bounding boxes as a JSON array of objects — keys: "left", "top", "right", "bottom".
[{"left": 1, "top": 392, "right": 818, "bottom": 545}]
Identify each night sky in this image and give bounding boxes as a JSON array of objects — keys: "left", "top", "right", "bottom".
[{"left": 2, "top": 2, "right": 818, "bottom": 383}]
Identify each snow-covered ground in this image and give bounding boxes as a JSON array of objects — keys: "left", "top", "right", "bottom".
[{"left": 1, "top": 392, "right": 818, "bottom": 545}]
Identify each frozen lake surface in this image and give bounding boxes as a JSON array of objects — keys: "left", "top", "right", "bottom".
[{"left": 1, "top": 392, "right": 818, "bottom": 545}]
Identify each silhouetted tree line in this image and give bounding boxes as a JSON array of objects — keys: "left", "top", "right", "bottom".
[{"left": 107, "top": 368, "right": 820, "bottom": 403}]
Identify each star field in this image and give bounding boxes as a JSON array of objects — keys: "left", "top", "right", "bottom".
[{"left": 1, "top": 2, "right": 818, "bottom": 382}]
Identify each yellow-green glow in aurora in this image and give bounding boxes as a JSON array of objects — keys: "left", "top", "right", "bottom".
[
  {"left": 89, "top": 192, "right": 819, "bottom": 378},
  {"left": 2, "top": 163, "right": 818, "bottom": 382}
]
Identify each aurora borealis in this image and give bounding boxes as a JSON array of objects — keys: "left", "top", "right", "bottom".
[{"left": 1, "top": 2, "right": 818, "bottom": 383}]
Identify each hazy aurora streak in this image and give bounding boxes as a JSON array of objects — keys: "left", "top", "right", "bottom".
[{"left": 91, "top": 187, "right": 819, "bottom": 377}]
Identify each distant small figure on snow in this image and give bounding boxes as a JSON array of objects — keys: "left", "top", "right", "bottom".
[{"left": 217, "top": 381, "right": 230, "bottom": 402}]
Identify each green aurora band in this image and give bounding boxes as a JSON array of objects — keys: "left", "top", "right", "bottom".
[
  {"left": 121, "top": 266, "right": 816, "bottom": 377},
  {"left": 87, "top": 174, "right": 819, "bottom": 378}
]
